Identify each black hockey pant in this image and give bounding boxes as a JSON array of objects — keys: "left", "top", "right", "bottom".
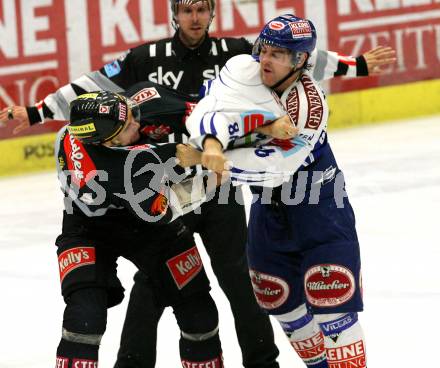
[{"left": 115, "top": 185, "right": 279, "bottom": 368}]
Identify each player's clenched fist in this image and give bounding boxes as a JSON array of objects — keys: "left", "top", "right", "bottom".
[
  {"left": 256, "top": 114, "right": 298, "bottom": 140},
  {"left": 176, "top": 144, "right": 202, "bottom": 168},
  {"left": 269, "top": 115, "right": 298, "bottom": 140},
  {"left": 202, "top": 137, "right": 229, "bottom": 174}
]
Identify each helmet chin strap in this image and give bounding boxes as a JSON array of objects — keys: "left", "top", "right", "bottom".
[
  {"left": 269, "top": 52, "right": 310, "bottom": 91},
  {"left": 269, "top": 65, "right": 300, "bottom": 91}
]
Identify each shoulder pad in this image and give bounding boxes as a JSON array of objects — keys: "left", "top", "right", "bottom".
[{"left": 208, "top": 55, "right": 280, "bottom": 109}]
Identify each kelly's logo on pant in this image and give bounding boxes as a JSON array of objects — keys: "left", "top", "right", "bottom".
[
  {"left": 58, "top": 246, "right": 96, "bottom": 282},
  {"left": 167, "top": 246, "right": 203, "bottom": 289}
]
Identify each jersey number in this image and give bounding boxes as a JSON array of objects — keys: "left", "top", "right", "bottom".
[{"left": 244, "top": 114, "right": 264, "bottom": 134}]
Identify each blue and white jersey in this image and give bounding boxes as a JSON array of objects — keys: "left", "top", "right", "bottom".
[
  {"left": 186, "top": 54, "right": 329, "bottom": 187},
  {"left": 187, "top": 54, "right": 285, "bottom": 150}
]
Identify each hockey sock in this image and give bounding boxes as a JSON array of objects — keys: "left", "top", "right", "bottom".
[
  {"left": 316, "top": 313, "right": 367, "bottom": 368},
  {"left": 56, "top": 338, "right": 98, "bottom": 368},
  {"left": 174, "top": 291, "right": 223, "bottom": 367},
  {"left": 275, "top": 304, "right": 327, "bottom": 368},
  {"left": 56, "top": 288, "right": 106, "bottom": 368},
  {"left": 180, "top": 330, "right": 223, "bottom": 367}
]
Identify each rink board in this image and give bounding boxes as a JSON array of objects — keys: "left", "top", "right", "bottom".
[
  {"left": 0, "top": 133, "right": 58, "bottom": 176},
  {"left": 328, "top": 78, "right": 440, "bottom": 129},
  {"left": 1, "top": 78, "right": 439, "bottom": 177}
]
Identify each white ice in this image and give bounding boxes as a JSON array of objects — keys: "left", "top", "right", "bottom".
[{"left": 1, "top": 115, "right": 439, "bottom": 367}]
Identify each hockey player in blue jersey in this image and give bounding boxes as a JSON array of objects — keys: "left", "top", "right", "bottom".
[{"left": 184, "top": 14, "right": 368, "bottom": 368}]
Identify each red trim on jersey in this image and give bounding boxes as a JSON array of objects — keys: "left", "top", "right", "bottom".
[{"left": 63, "top": 133, "right": 97, "bottom": 188}]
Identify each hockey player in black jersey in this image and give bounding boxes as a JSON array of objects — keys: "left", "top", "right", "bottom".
[
  {"left": 60, "top": 90, "right": 188, "bottom": 223},
  {"left": 54, "top": 90, "right": 226, "bottom": 368},
  {"left": 60, "top": 83, "right": 212, "bottom": 223}
]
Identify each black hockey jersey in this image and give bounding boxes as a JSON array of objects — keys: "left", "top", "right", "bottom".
[
  {"left": 101, "top": 31, "right": 253, "bottom": 98},
  {"left": 55, "top": 128, "right": 183, "bottom": 224}
]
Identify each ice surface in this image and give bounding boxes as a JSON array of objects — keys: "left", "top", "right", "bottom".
[{"left": 1, "top": 115, "right": 439, "bottom": 367}]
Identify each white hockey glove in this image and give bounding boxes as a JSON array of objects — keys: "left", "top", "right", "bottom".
[{"left": 168, "top": 175, "right": 207, "bottom": 220}]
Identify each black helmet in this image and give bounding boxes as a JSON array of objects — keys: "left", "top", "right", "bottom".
[{"left": 68, "top": 91, "right": 135, "bottom": 144}]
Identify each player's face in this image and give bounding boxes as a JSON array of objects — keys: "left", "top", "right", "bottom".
[
  {"left": 176, "top": 1, "right": 211, "bottom": 47},
  {"left": 259, "top": 45, "right": 295, "bottom": 91},
  {"left": 109, "top": 110, "right": 140, "bottom": 147}
]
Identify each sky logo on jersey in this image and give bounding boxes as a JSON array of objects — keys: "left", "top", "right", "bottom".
[
  {"left": 148, "top": 67, "right": 183, "bottom": 89},
  {"left": 104, "top": 60, "right": 122, "bottom": 78}
]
